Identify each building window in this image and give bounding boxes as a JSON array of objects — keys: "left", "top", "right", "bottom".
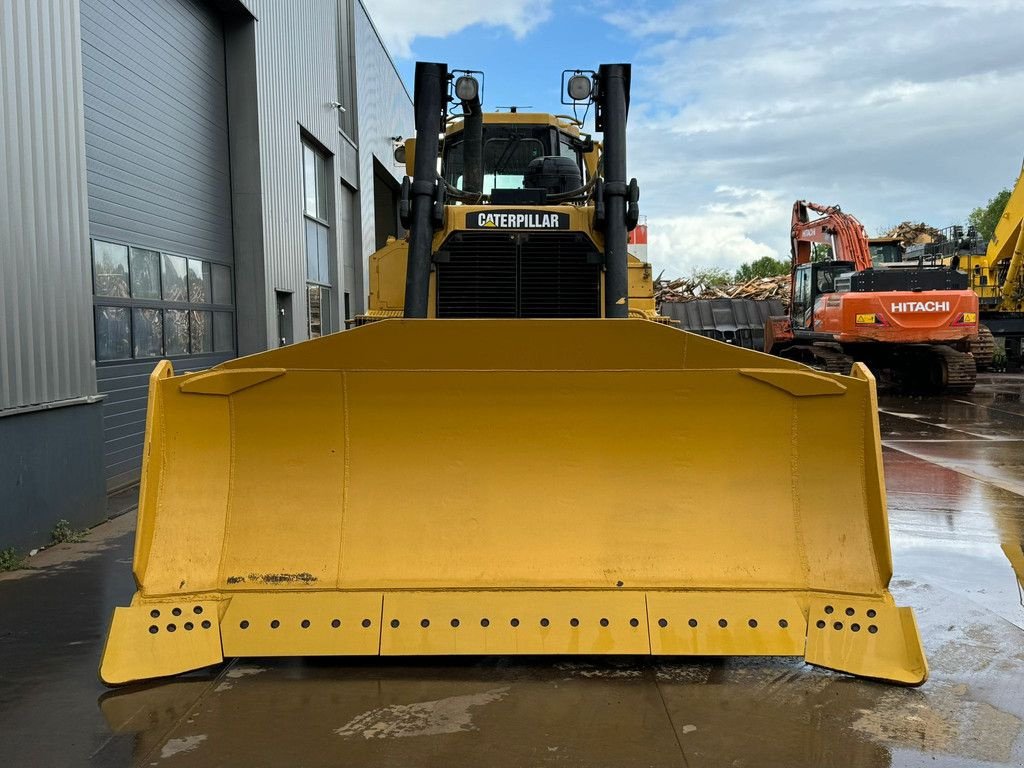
[
  {"left": 95, "top": 306, "right": 131, "bottom": 361},
  {"left": 165, "top": 309, "right": 190, "bottom": 356},
  {"left": 132, "top": 308, "right": 163, "bottom": 358},
  {"left": 93, "top": 242, "right": 129, "bottom": 298},
  {"left": 303, "top": 140, "right": 333, "bottom": 338},
  {"left": 130, "top": 248, "right": 161, "bottom": 299},
  {"left": 91, "top": 238, "right": 235, "bottom": 361},
  {"left": 161, "top": 254, "right": 188, "bottom": 302}
]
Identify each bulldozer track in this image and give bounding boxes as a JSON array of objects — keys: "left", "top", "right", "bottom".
[{"left": 970, "top": 325, "right": 996, "bottom": 371}]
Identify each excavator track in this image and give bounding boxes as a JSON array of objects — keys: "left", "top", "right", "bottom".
[
  {"left": 931, "top": 345, "right": 978, "bottom": 393},
  {"left": 894, "top": 344, "right": 976, "bottom": 395},
  {"left": 779, "top": 344, "right": 856, "bottom": 376},
  {"left": 970, "top": 325, "right": 996, "bottom": 371}
]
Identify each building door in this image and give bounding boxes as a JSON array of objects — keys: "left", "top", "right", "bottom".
[{"left": 82, "top": 0, "right": 234, "bottom": 491}]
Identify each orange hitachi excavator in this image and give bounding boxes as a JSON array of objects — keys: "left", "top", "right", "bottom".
[{"left": 766, "top": 201, "right": 981, "bottom": 393}]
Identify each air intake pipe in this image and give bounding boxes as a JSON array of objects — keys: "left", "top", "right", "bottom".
[
  {"left": 594, "top": 63, "right": 637, "bottom": 319},
  {"left": 459, "top": 81, "right": 484, "bottom": 196},
  {"left": 404, "top": 61, "right": 448, "bottom": 318}
]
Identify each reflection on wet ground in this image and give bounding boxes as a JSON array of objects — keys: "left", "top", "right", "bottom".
[{"left": 1, "top": 375, "right": 1023, "bottom": 767}]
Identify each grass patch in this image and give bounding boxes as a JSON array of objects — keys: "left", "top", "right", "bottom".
[
  {"left": 50, "top": 519, "right": 87, "bottom": 545},
  {"left": 0, "top": 548, "right": 26, "bottom": 572}
]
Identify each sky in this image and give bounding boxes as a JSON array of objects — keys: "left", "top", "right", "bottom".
[{"left": 361, "top": 0, "right": 1024, "bottom": 279}]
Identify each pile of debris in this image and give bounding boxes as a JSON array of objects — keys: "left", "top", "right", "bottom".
[
  {"left": 882, "top": 221, "right": 943, "bottom": 246},
  {"left": 656, "top": 274, "right": 790, "bottom": 307}
]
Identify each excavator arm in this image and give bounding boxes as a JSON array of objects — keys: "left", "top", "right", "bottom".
[
  {"left": 791, "top": 200, "right": 874, "bottom": 271},
  {"left": 991, "top": 165, "right": 1024, "bottom": 311}
]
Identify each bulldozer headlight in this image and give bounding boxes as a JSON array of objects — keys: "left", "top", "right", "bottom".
[
  {"left": 855, "top": 313, "right": 877, "bottom": 325},
  {"left": 455, "top": 75, "right": 479, "bottom": 102},
  {"left": 567, "top": 73, "right": 593, "bottom": 101}
]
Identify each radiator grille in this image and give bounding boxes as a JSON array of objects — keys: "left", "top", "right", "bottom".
[{"left": 435, "top": 231, "right": 601, "bottom": 318}]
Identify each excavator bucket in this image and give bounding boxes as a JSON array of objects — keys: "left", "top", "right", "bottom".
[{"left": 100, "top": 319, "right": 927, "bottom": 686}]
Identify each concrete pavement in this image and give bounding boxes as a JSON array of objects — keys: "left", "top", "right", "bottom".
[{"left": 2, "top": 374, "right": 1022, "bottom": 767}]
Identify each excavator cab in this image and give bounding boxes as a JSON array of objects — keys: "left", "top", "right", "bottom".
[{"left": 792, "top": 261, "right": 855, "bottom": 328}]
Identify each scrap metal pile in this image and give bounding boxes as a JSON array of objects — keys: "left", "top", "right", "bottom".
[{"left": 655, "top": 274, "right": 791, "bottom": 309}]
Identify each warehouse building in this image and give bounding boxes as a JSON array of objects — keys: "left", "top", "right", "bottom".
[{"left": 1, "top": 0, "right": 411, "bottom": 550}]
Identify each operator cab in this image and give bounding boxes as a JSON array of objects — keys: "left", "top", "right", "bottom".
[
  {"left": 792, "top": 261, "right": 855, "bottom": 329},
  {"left": 442, "top": 118, "right": 591, "bottom": 204},
  {"left": 868, "top": 238, "right": 904, "bottom": 266}
]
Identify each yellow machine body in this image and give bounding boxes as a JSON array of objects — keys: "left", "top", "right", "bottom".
[
  {"left": 101, "top": 65, "right": 925, "bottom": 686},
  {"left": 949, "top": 163, "right": 1024, "bottom": 312},
  {"left": 100, "top": 319, "right": 926, "bottom": 686}
]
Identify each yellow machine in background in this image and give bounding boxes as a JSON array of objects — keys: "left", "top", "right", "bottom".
[
  {"left": 913, "top": 161, "right": 1024, "bottom": 367},
  {"left": 100, "top": 63, "right": 927, "bottom": 687}
]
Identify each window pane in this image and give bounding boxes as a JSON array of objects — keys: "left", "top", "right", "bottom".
[
  {"left": 211, "top": 264, "right": 232, "bottom": 305},
  {"left": 316, "top": 152, "right": 329, "bottom": 220},
  {"left": 161, "top": 254, "right": 188, "bottom": 301},
  {"left": 317, "top": 224, "right": 330, "bottom": 285},
  {"left": 190, "top": 310, "right": 212, "bottom": 353},
  {"left": 129, "top": 248, "right": 160, "bottom": 299},
  {"left": 306, "top": 218, "right": 320, "bottom": 281},
  {"left": 132, "top": 308, "right": 163, "bottom": 358},
  {"left": 321, "top": 288, "right": 331, "bottom": 335},
  {"left": 187, "top": 259, "right": 211, "bottom": 303},
  {"left": 307, "top": 284, "right": 322, "bottom": 339},
  {"left": 95, "top": 306, "right": 131, "bottom": 361},
  {"left": 213, "top": 311, "right": 234, "bottom": 352},
  {"left": 303, "top": 145, "right": 318, "bottom": 217},
  {"left": 93, "top": 241, "right": 129, "bottom": 298},
  {"left": 165, "top": 309, "right": 189, "bottom": 355}
]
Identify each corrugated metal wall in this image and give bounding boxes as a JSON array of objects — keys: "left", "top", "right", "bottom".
[
  {"left": 354, "top": 3, "right": 413, "bottom": 289},
  {"left": 0, "top": 0, "right": 95, "bottom": 412},
  {"left": 80, "top": 0, "right": 233, "bottom": 261},
  {"left": 245, "top": 0, "right": 345, "bottom": 343},
  {"left": 80, "top": 0, "right": 234, "bottom": 489}
]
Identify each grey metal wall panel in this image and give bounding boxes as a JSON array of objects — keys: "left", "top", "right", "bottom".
[
  {"left": 0, "top": 0, "right": 95, "bottom": 412},
  {"left": 80, "top": 0, "right": 233, "bottom": 263},
  {"left": 0, "top": 402, "right": 106, "bottom": 551},
  {"left": 354, "top": 1, "right": 412, "bottom": 312},
  {"left": 95, "top": 352, "right": 231, "bottom": 490},
  {"left": 661, "top": 299, "right": 785, "bottom": 351},
  {"left": 242, "top": 0, "right": 346, "bottom": 343},
  {"left": 81, "top": 0, "right": 234, "bottom": 488}
]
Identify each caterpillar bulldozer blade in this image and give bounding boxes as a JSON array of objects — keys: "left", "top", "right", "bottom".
[{"left": 100, "top": 319, "right": 927, "bottom": 686}]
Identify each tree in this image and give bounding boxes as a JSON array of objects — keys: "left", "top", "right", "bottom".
[
  {"left": 734, "top": 255, "right": 789, "bottom": 282},
  {"left": 969, "top": 188, "right": 1011, "bottom": 242},
  {"left": 811, "top": 243, "right": 832, "bottom": 262}
]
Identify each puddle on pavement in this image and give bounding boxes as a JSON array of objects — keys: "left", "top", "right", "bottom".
[{"left": 334, "top": 686, "right": 510, "bottom": 739}]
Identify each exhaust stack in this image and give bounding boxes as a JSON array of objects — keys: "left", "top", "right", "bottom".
[
  {"left": 595, "top": 64, "right": 634, "bottom": 319},
  {"left": 404, "top": 62, "right": 448, "bottom": 318}
]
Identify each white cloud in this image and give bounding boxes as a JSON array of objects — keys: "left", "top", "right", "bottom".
[
  {"left": 647, "top": 186, "right": 789, "bottom": 277},
  {"left": 613, "top": 0, "right": 1024, "bottom": 278},
  {"left": 361, "top": 0, "right": 552, "bottom": 58}
]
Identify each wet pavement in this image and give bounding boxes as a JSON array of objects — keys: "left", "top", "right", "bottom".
[{"left": 2, "top": 374, "right": 1023, "bottom": 767}]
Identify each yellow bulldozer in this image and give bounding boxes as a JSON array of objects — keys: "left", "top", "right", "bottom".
[{"left": 100, "top": 63, "right": 927, "bottom": 686}]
